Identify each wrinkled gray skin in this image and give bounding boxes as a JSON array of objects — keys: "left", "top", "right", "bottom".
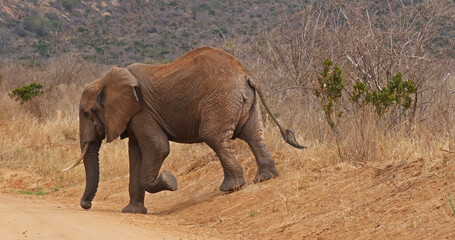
[{"left": 76, "top": 47, "right": 304, "bottom": 214}]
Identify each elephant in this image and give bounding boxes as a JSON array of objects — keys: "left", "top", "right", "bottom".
[{"left": 63, "top": 46, "right": 304, "bottom": 214}]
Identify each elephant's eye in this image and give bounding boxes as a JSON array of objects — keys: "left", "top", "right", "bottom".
[{"left": 83, "top": 111, "right": 89, "bottom": 119}]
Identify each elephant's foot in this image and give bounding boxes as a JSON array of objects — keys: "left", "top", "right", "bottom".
[
  {"left": 220, "top": 176, "right": 245, "bottom": 192},
  {"left": 122, "top": 202, "right": 147, "bottom": 214},
  {"left": 159, "top": 170, "right": 178, "bottom": 191},
  {"left": 254, "top": 166, "right": 278, "bottom": 183},
  {"left": 143, "top": 170, "right": 178, "bottom": 193}
]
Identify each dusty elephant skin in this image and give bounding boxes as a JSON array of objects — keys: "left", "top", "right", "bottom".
[{"left": 64, "top": 47, "right": 304, "bottom": 214}]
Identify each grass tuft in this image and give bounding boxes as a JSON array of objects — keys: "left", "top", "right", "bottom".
[
  {"left": 248, "top": 211, "right": 257, "bottom": 217},
  {"left": 447, "top": 192, "right": 455, "bottom": 217},
  {"left": 17, "top": 190, "right": 47, "bottom": 196}
]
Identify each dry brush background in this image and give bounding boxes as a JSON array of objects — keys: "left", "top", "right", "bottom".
[{"left": 1, "top": 0, "right": 455, "bottom": 239}]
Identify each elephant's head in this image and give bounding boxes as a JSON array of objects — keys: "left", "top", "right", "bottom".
[{"left": 63, "top": 66, "right": 141, "bottom": 209}]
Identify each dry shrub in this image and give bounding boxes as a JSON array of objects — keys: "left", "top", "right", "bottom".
[{"left": 246, "top": 0, "right": 455, "bottom": 163}]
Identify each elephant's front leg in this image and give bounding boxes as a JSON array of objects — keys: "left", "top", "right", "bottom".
[
  {"left": 122, "top": 134, "right": 147, "bottom": 214},
  {"left": 135, "top": 123, "right": 178, "bottom": 195}
]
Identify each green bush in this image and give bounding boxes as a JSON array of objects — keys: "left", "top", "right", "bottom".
[
  {"left": 10, "top": 83, "right": 44, "bottom": 104},
  {"left": 352, "top": 73, "right": 416, "bottom": 116},
  {"left": 32, "top": 42, "right": 50, "bottom": 57},
  {"left": 23, "top": 16, "right": 53, "bottom": 36},
  {"left": 314, "top": 59, "right": 344, "bottom": 129},
  {"left": 6, "top": 18, "right": 21, "bottom": 29},
  {"left": 77, "top": 26, "right": 88, "bottom": 32},
  {"left": 44, "top": 12, "right": 59, "bottom": 21},
  {"left": 315, "top": 59, "right": 417, "bottom": 129},
  {"left": 212, "top": 27, "right": 228, "bottom": 38},
  {"left": 181, "top": 30, "right": 189, "bottom": 38},
  {"left": 57, "top": 0, "right": 79, "bottom": 12},
  {"left": 160, "top": 49, "right": 170, "bottom": 55},
  {"left": 94, "top": 45, "right": 104, "bottom": 54},
  {"left": 18, "top": 56, "right": 35, "bottom": 67}
]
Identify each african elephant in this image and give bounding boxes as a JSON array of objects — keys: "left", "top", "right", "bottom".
[{"left": 63, "top": 47, "right": 304, "bottom": 214}]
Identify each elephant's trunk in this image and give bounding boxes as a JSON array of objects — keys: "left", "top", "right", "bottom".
[{"left": 80, "top": 141, "right": 101, "bottom": 210}]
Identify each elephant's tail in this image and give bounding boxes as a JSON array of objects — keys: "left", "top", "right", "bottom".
[{"left": 246, "top": 76, "right": 306, "bottom": 149}]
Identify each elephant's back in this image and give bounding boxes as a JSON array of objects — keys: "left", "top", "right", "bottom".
[
  {"left": 167, "top": 47, "right": 248, "bottom": 83},
  {"left": 126, "top": 47, "right": 253, "bottom": 143}
]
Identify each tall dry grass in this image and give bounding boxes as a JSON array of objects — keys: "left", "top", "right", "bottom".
[
  {"left": 0, "top": 55, "right": 130, "bottom": 189},
  {"left": 0, "top": 53, "right": 449, "bottom": 192}
]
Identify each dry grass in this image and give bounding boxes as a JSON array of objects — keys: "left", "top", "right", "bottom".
[{"left": 0, "top": 55, "right": 122, "bottom": 189}]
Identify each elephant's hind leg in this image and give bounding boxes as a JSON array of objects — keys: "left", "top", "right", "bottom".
[
  {"left": 200, "top": 94, "right": 245, "bottom": 191},
  {"left": 207, "top": 136, "right": 245, "bottom": 192},
  {"left": 239, "top": 99, "right": 278, "bottom": 183}
]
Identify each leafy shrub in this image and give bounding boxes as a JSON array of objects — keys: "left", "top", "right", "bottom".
[
  {"left": 180, "top": 42, "right": 190, "bottom": 51},
  {"left": 146, "top": 27, "right": 157, "bottom": 34},
  {"left": 181, "top": 30, "right": 189, "bottom": 38},
  {"left": 315, "top": 59, "right": 416, "bottom": 128},
  {"left": 44, "top": 12, "right": 59, "bottom": 21},
  {"left": 23, "top": 16, "right": 53, "bottom": 37},
  {"left": 9, "top": 83, "right": 44, "bottom": 104},
  {"left": 314, "top": 59, "right": 417, "bottom": 160},
  {"left": 197, "top": 3, "right": 210, "bottom": 11},
  {"left": 314, "top": 59, "right": 344, "bottom": 129},
  {"left": 77, "top": 26, "right": 88, "bottom": 32},
  {"left": 159, "top": 49, "right": 170, "bottom": 55},
  {"left": 94, "top": 45, "right": 104, "bottom": 54},
  {"left": 6, "top": 18, "right": 20, "bottom": 29},
  {"left": 57, "top": 0, "right": 79, "bottom": 12},
  {"left": 212, "top": 27, "right": 228, "bottom": 38},
  {"left": 352, "top": 73, "right": 416, "bottom": 116},
  {"left": 32, "top": 42, "right": 50, "bottom": 57}
]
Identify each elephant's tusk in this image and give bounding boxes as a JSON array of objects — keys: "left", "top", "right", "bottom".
[{"left": 62, "top": 143, "right": 89, "bottom": 172}]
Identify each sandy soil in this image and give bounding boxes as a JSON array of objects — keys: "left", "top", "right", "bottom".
[
  {"left": 0, "top": 194, "right": 199, "bottom": 240},
  {"left": 1, "top": 153, "right": 455, "bottom": 239}
]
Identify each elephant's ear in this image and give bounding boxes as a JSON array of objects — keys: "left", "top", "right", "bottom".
[{"left": 100, "top": 66, "right": 141, "bottom": 143}]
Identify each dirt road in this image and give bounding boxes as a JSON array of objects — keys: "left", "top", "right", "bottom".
[
  {"left": 1, "top": 155, "right": 454, "bottom": 239},
  {"left": 0, "top": 194, "right": 185, "bottom": 240}
]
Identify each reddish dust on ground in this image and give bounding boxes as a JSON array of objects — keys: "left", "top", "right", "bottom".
[
  {"left": 0, "top": 194, "right": 189, "bottom": 240},
  {"left": 1, "top": 152, "right": 455, "bottom": 239}
]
